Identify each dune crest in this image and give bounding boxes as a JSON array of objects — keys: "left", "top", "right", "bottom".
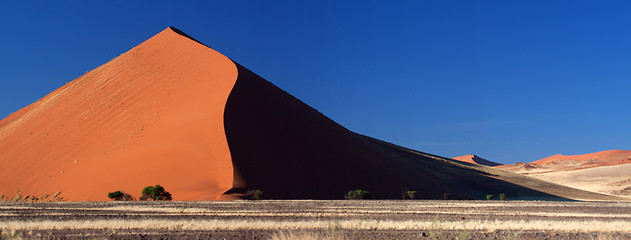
[
  {"left": 532, "top": 150, "right": 631, "bottom": 167},
  {"left": 498, "top": 150, "right": 631, "bottom": 174},
  {"left": 452, "top": 154, "right": 502, "bottom": 167}
]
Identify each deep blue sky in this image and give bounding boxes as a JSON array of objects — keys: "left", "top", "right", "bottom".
[{"left": 1, "top": 1, "right": 629, "bottom": 164}]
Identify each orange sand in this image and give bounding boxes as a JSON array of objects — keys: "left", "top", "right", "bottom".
[
  {"left": 496, "top": 150, "right": 631, "bottom": 197},
  {"left": 0, "top": 27, "right": 237, "bottom": 201},
  {"left": 498, "top": 150, "right": 631, "bottom": 174},
  {"left": 531, "top": 150, "right": 631, "bottom": 167}
]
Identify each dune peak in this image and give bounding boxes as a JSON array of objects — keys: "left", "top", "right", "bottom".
[{"left": 453, "top": 154, "right": 502, "bottom": 167}]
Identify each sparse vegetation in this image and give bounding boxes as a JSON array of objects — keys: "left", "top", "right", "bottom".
[
  {"left": 1, "top": 200, "right": 630, "bottom": 239},
  {"left": 444, "top": 192, "right": 451, "bottom": 200},
  {"left": 270, "top": 230, "right": 346, "bottom": 240},
  {"left": 486, "top": 194, "right": 495, "bottom": 200},
  {"left": 499, "top": 193, "right": 507, "bottom": 200},
  {"left": 50, "top": 192, "right": 63, "bottom": 202},
  {"left": 1, "top": 192, "right": 62, "bottom": 203},
  {"left": 244, "top": 189, "right": 264, "bottom": 200},
  {"left": 406, "top": 190, "right": 417, "bottom": 200},
  {"left": 139, "top": 185, "right": 171, "bottom": 201},
  {"left": 107, "top": 191, "right": 135, "bottom": 201},
  {"left": 344, "top": 189, "right": 371, "bottom": 200}
]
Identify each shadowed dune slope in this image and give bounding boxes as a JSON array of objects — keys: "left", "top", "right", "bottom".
[
  {"left": 0, "top": 27, "right": 237, "bottom": 201},
  {"left": 453, "top": 154, "right": 502, "bottom": 167},
  {"left": 222, "top": 64, "right": 625, "bottom": 201},
  {"left": 0, "top": 27, "right": 626, "bottom": 201}
]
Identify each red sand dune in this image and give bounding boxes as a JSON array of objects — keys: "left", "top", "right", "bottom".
[
  {"left": 0, "top": 27, "right": 625, "bottom": 201},
  {"left": 498, "top": 150, "right": 631, "bottom": 173},
  {"left": 496, "top": 150, "right": 631, "bottom": 197},
  {"left": 452, "top": 154, "right": 502, "bottom": 167},
  {"left": 531, "top": 150, "right": 631, "bottom": 167},
  {"left": 0, "top": 27, "right": 236, "bottom": 201}
]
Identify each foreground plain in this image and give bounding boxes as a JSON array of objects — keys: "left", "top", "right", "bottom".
[{"left": 2, "top": 200, "right": 631, "bottom": 239}]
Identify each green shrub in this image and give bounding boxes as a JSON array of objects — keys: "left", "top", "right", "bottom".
[
  {"left": 406, "top": 190, "right": 417, "bottom": 200},
  {"left": 108, "top": 191, "right": 124, "bottom": 200},
  {"left": 486, "top": 194, "right": 495, "bottom": 200},
  {"left": 344, "top": 189, "right": 371, "bottom": 200},
  {"left": 108, "top": 191, "right": 135, "bottom": 201},
  {"left": 244, "top": 189, "right": 264, "bottom": 200},
  {"left": 499, "top": 193, "right": 506, "bottom": 200},
  {"left": 140, "top": 185, "right": 172, "bottom": 201}
]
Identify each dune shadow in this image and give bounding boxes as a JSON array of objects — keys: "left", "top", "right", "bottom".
[{"left": 222, "top": 62, "right": 571, "bottom": 201}]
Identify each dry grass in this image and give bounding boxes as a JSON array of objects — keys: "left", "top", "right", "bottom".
[
  {"left": 2, "top": 200, "right": 630, "bottom": 239},
  {"left": 1, "top": 219, "right": 631, "bottom": 233},
  {"left": 4, "top": 201, "right": 628, "bottom": 219},
  {"left": 0, "top": 192, "right": 62, "bottom": 203},
  {"left": 270, "top": 229, "right": 347, "bottom": 240}
]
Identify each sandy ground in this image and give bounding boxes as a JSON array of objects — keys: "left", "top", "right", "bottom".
[
  {"left": 529, "top": 164, "right": 631, "bottom": 196},
  {"left": 2, "top": 200, "right": 631, "bottom": 239},
  {"left": 496, "top": 150, "right": 631, "bottom": 198}
]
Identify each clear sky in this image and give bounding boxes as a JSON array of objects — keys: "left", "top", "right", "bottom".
[{"left": 1, "top": 1, "right": 629, "bottom": 164}]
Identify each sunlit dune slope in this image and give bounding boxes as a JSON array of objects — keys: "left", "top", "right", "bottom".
[
  {"left": 528, "top": 164, "right": 631, "bottom": 197},
  {"left": 497, "top": 150, "right": 631, "bottom": 173},
  {"left": 532, "top": 150, "right": 631, "bottom": 167},
  {"left": 0, "top": 27, "right": 237, "bottom": 201},
  {"left": 0, "top": 27, "right": 626, "bottom": 201},
  {"left": 496, "top": 150, "right": 631, "bottom": 197},
  {"left": 453, "top": 154, "right": 502, "bottom": 167}
]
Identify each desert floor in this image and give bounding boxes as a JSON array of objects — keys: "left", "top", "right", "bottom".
[{"left": 1, "top": 200, "right": 631, "bottom": 239}]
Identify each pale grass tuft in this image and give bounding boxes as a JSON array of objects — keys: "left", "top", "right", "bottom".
[
  {"left": 270, "top": 230, "right": 347, "bottom": 240},
  {"left": 0, "top": 192, "right": 62, "bottom": 203},
  {"left": 0, "top": 228, "right": 23, "bottom": 240}
]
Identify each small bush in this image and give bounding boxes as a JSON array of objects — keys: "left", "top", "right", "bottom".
[
  {"left": 108, "top": 191, "right": 135, "bottom": 201},
  {"left": 140, "top": 185, "right": 172, "bottom": 201},
  {"left": 108, "top": 191, "right": 123, "bottom": 200},
  {"left": 344, "top": 189, "right": 371, "bottom": 200},
  {"left": 486, "top": 194, "right": 495, "bottom": 200},
  {"left": 244, "top": 189, "right": 264, "bottom": 200},
  {"left": 406, "top": 190, "right": 417, "bottom": 200},
  {"left": 499, "top": 193, "right": 506, "bottom": 200},
  {"left": 443, "top": 192, "right": 451, "bottom": 200}
]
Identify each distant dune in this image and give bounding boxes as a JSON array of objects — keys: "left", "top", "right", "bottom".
[
  {"left": 453, "top": 154, "right": 502, "bottom": 167},
  {"left": 497, "top": 150, "right": 631, "bottom": 174},
  {"left": 497, "top": 150, "right": 631, "bottom": 197},
  {"left": 0, "top": 27, "right": 626, "bottom": 201},
  {"left": 531, "top": 150, "right": 631, "bottom": 168}
]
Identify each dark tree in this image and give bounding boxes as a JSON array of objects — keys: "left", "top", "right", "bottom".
[
  {"left": 344, "top": 189, "right": 371, "bottom": 200},
  {"left": 140, "top": 185, "right": 172, "bottom": 201},
  {"left": 108, "top": 191, "right": 135, "bottom": 201}
]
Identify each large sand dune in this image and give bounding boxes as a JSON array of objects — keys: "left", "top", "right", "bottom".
[{"left": 0, "top": 27, "right": 625, "bottom": 201}]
